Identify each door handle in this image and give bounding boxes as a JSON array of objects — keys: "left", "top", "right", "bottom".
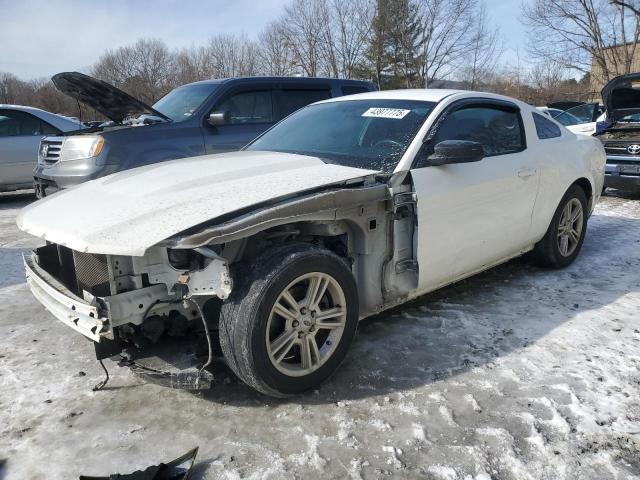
[{"left": 517, "top": 168, "right": 537, "bottom": 178}]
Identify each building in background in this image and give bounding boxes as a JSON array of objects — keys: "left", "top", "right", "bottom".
[{"left": 590, "top": 42, "right": 640, "bottom": 100}]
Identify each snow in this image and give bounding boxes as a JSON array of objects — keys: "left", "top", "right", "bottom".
[{"left": 1, "top": 190, "right": 640, "bottom": 479}]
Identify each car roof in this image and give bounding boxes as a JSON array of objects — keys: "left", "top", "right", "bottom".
[
  {"left": 313, "top": 88, "right": 527, "bottom": 105},
  {"left": 184, "top": 76, "right": 373, "bottom": 87},
  {"left": 0, "top": 104, "right": 83, "bottom": 132},
  {"left": 0, "top": 104, "right": 55, "bottom": 115}
]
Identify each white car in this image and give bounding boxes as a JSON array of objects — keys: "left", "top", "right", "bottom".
[
  {"left": 537, "top": 104, "right": 605, "bottom": 136},
  {"left": 17, "top": 89, "right": 605, "bottom": 397}
]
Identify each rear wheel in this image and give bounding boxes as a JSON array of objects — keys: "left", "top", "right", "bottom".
[
  {"left": 219, "top": 244, "right": 359, "bottom": 397},
  {"left": 532, "top": 185, "right": 588, "bottom": 269}
]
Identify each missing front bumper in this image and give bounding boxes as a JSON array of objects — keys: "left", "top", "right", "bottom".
[{"left": 24, "top": 254, "right": 110, "bottom": 342}]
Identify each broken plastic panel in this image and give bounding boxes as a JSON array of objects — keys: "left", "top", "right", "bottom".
[{"left": 79, "top": 446, "right": 197, "bottom": 480}]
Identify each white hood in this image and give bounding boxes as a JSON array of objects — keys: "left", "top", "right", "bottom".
[{"left": 17, "top": 151, "right": 377, "bottom": 256}]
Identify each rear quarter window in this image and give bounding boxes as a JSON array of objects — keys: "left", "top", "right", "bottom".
[
  {"left": 532, "top": 112, "right": 562, "bottom": 139},
  {"left": 277, "top": 89, "right": 332, "bottom": 118}
]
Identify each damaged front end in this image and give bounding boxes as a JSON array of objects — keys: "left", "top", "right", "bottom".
[
  {"left": 22, "top": 165, "right": 391, "bottom": 392},
  {"left": 24, "top": 242, "right": 231, "bottom": 384}
]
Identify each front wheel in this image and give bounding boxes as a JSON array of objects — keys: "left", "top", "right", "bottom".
[
  {"left": 532, "top": 185, "right": 588, "bottom": 269},
  {"left": 219, "top": 244, "right": 359, "bottom": 397}
]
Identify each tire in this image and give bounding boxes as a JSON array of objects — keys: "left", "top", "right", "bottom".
[
  {"left": 532, "top": 184, "right": 588, "bottom": 269},
  {"left": 219, "top": 243, "right": 359, "bottom": 397}
]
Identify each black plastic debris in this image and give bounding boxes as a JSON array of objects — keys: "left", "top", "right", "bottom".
[
  {"left": 125, "top": 361, "right": 214, "bottom": 390},
  {"left": 79, "top": 447, "right": 198, "bottom": 480},
  {"left": 118, "top": 334, "right": 216, "bottom": 390}
]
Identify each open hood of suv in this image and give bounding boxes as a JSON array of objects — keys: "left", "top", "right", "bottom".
[
  {"left": 601, "top": 73, "right": 640, "bottom": 123},
  {"left": 52, "top": 72, "right": 172, "bottom": 123}
]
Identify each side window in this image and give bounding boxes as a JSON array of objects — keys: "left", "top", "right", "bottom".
[
  {"left": 532, "top": 112, "right": 561, "bottom": 139},
  {"left": 341, "top": 86, "right": 370, "bottom": 96},
  {"left": 215, "top": 90, "right": 273, "bottom": 124},
  {"left": 0, "top": 110, "right": 42, "bottom": 137},
  {"left": 432, "top": 105, "right": 525, "bottom": 156},
  {"left": 277, "top": 89, "right": 332, "bottom": 118}
]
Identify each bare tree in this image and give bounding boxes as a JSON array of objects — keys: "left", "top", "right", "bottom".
[
  {"left": 0, "top": 72, "right": 28, "bottom": 104},
  {"left": 329, "top": 0, "right": 374, "bottom": 78},
  {"left": 281, "top": 0, "right": 332, "bottom": 76},
  {"left": 92, "top": 38, "right": 176, "bottom": 103},
  {"left": 415, "top": 0, "right": 479, "bottom": 87},
  {"left": 258, "top": 0, "right": 374, "bottom": 79},
  {"left": 320, "top": 4, "right": 340, "bottom": 77},
  {"left": 207, "top": 34, "right": 260, "bottom": 78},
  {"left": 459, "top": 5, "right": 503, "bottom": 89},
  {"left": 523, "top": 0, "right": 640, "bottom": 89},
  {"left": 173, "top": 45, "right": 216, "bottom": 85},
  {"left": 610, "top": 0, "right": 640, "bottom": 16},
  {"left": 258, "top": 20, "right": 297, "bottom": 75}
]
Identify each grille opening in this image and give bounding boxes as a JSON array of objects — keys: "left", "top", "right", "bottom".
[
  {"left": 36, "top": 244, "right": 78, "bottom": 293},
  {"left": 35, "top": 244, "right": 111, "bottom": 297},
  {"left": 73, "top": 250, "right": 111, "bottom": 297},
  {"left": 40, "top": 140, "right": 64, "bottom": 164},
  {"left": 604, "top": 142, "right": 640, "bottom": 156}
]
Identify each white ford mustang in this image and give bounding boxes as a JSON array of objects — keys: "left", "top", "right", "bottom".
[{"left": 17, "top": 89, "right": 605, "bottom": 397}]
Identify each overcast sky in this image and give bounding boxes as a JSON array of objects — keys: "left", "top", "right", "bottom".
[{"left": 0, "top": 0, "right": 527, "bottom": 80}]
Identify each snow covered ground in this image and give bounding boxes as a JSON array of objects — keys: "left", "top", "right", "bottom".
[{"left": 1, "top": 190, "right": 639, "bottom": 480}]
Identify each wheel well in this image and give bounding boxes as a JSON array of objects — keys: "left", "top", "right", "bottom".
[
  {"left": 230, "top": 220, "right": 353, "bottom": 265},
  {"left": 572, "top": 178, "right": 593, "bottom": 208}
]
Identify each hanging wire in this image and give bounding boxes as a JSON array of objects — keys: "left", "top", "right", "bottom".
[{"left": 92, "top": 359, "right": 110, "bottom": 391}]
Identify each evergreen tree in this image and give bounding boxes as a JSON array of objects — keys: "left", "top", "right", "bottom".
[{"left": 367, "top": 0, "right": 421, "bottom": 89}]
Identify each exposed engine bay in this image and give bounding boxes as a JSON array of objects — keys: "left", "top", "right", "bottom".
[{"left": 23, "top": 180, "right": 403, "bottom": 388}]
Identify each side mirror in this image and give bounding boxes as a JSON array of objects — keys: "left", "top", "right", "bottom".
[
  {"left": 207, "top": 111, "right": 230, "bottom": 126},
  {"left": 425, "top": 140, "right": 484, "bottom": 166}
]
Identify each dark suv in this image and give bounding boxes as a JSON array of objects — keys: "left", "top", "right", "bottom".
[{"left": 34, "top": 73, "right": 375, "bottom": 197}]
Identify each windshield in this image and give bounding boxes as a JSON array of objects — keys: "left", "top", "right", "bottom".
[
  {"left": 563, "top": 104, "right": 597, "bottom": 124},
  {"left": 152, "top": 83, "right": 217, "bottom": 121},
  {"left": 617, "top": 112, "right": 640, "bottom": 123},
  {"left": 246, "top": 99, "right": 436, "bottom": 172}
]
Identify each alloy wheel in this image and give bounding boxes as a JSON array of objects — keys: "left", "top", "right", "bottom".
[
  {"left": 557, "top": 198, "right": 584, "bottom": 257},
  {"left": 266, "top": 272, "right": 347, "bottom": 377}
]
